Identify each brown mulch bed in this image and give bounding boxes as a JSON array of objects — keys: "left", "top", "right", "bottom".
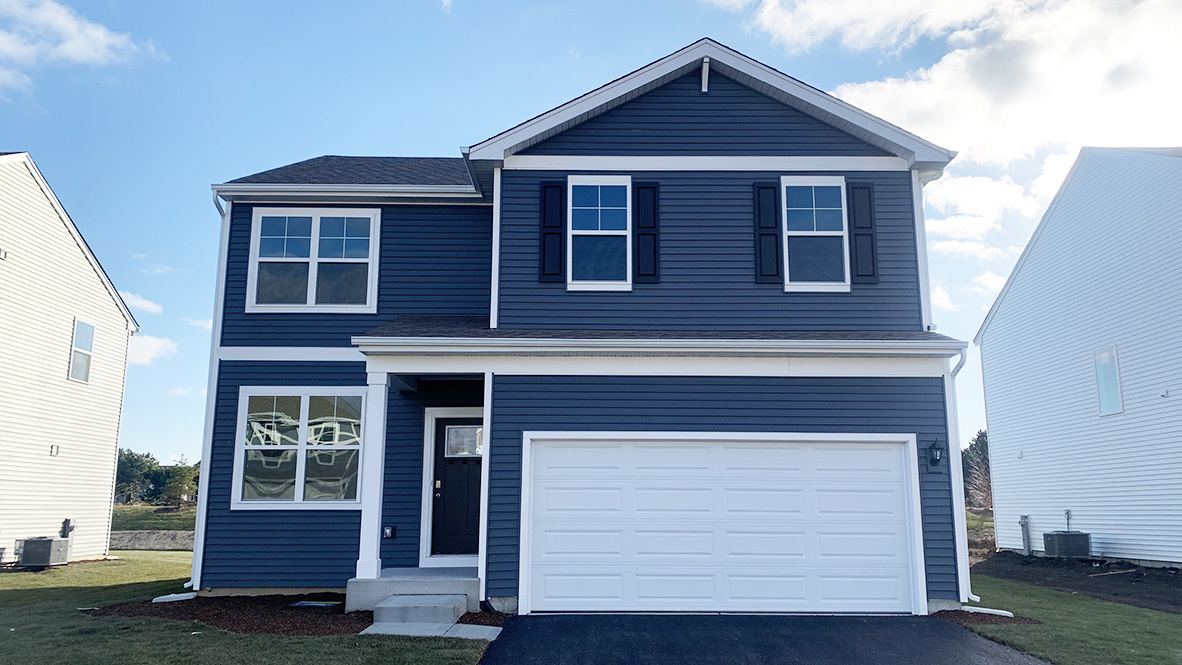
[
  {"left": 86, "top": 593, "right": 373, "bottom": 636},
  {"left": 973, "top": 550, "right": 1182, "bottom": 615},
  {"left": 934, "top": 609, "right": 1041, "bottom": 627},
  {"left": 458, "top": 610, "right": 507, "bottom": 627}
]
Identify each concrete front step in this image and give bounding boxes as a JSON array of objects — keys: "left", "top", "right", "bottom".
[
  {"left": 360, "top": 622, "right": 502, "bottom": 640},
  {"left": 374, "top": 594, "right": 467, "bottom": 624},
  {"left": 346, "top": 567, "right": 479, "bottom": 612}
]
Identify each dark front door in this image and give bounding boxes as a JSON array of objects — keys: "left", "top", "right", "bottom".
[{"left": 431, "top": 418, "right": 483, "bottom": 555}]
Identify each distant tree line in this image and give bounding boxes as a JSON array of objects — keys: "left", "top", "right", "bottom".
[
  {"left": 115, "top": 449, "right": 199, "bottom": 507},
  {"left": 962, "top": 429, "right": 992, "bottom": 509}
]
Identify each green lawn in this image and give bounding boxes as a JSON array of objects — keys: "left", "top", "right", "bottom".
[
  {"left": 968, "top": 574, "right": 1182, "bottom": 665},
  {"left": 0, "top": 550, "right": 485, "bottom": 665},
  {"left": 110, "top": 505, "right": 197, "bottom": 531},
  {"left": 965, "top": 510, "right": 995, "bottom": 532}
]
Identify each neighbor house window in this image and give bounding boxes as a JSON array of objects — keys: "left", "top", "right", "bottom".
[
  {"left": 233, "top": 388, "right": 365, "bottom": 508},
  {"left": 68, "top": 319, "right": 94, "bottom": 382},
  {"left": 781, "top": 176, "right": 850, "bottom": 292},
  {"left": 568, "top": 175, "right": 631, "bottom": 291},
  {"left": 247, "top": 208, "right": 380, "bottom": 313},
  {"left": 1094, "top": 345, "right": 1123, "bottom": 415}
]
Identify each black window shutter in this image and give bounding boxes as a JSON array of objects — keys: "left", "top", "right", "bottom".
[
  {"left": 753, "top": 183, "right": 782, "bottom": 283},
  {"left": 847, "top": 183, "right": 878, "bottom": 284},
  {"left": 633, "top": 183, "right": 659, "bottom": 283},
  {"left": 539, "top": 182, "right": 565, "bottom": 282}
]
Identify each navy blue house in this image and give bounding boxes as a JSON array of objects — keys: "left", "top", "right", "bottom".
[{"left": 193, "top": 39, "right": 971, "bottom": 617}]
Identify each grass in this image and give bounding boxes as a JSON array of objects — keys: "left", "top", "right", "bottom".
[
  {"left": 967, "top": 574, "right": 1182, "bottom": 665},
  {"left": 965, "top": 510, "right": 994, "bottom": 532},
  {"left": 110, "top": 505, "right": 197, "bottom": 531},
  {"left": 0, "top": 550, "right": 486, "bottom": 665}
]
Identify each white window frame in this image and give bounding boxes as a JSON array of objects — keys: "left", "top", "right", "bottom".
[
  {"left": 781, "top": 175, "right": 851, "bottom": 293},
  {"left": 230, "top": 386, "right": 367, "bottom": 510},
  {"left": 245, "top": 207, "right": 381, "bottom": 314},
  {"left": 567, "top": 175, "right": 632, "bottom": 292},
  {"left": 68, "top": 318, "right": 94, "bottom": 383},
  {"left": 1094, "top": 344, "right": 1124, "bottom": 416}
]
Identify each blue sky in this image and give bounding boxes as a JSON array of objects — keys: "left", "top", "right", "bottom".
[{"left": 2, "top": 0, "right": 1179, "bottom": 464}]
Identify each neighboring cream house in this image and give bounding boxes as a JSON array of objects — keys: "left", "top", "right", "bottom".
[
  {"left": 977, "top": 147, "right": 1182, "bottom": 565},
  {"left": 0, "top": 152, "right": 137, "bottom": 563}
]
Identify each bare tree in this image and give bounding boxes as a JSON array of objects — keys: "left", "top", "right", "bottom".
[{"left": 963, "top": 430, "right": 992, "bottom": 509}]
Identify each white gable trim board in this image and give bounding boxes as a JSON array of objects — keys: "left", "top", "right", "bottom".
[{"left": 517, "top": 431, "right": 929, "bottom": 615}]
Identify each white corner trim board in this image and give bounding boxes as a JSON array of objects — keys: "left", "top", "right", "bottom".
[
  {"left": 490, "top": 168, "right": 502, "bottom": 328},
  {"left": 516, "top": 431, "right": 929, "bottom": 616}
]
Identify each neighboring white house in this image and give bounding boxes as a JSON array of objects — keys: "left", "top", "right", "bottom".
[
  {"left": 976, "top": 147, "right": 1182, "bottom": 565},
  {"left": 0, "top": 152, "right": 137, "bottom": 563}
]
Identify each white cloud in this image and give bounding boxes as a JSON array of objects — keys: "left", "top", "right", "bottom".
[
  {"left": 141, "top": 263, "right": 174, "bottom": 275},
  {"left": 969, "top": 270, "right": 1009, "bottom": 298},
  {"left": 924, "top": 175, "right": 1039, "bottom": 240},
  {"left": 118, "top": 290, "right": 162, "bottom": 314},
  {"left": 0, "top": 0, "right": 144, "bottom": 94},
  {"left": 167, "top": 387, "right": 189, "bottom": 396},
  {"left": 182, "top": 317, "right": 213, "bottom": 331},
  {"left": 127, "top": 334, "right": 177, "bottom": 365},
  {"left": 931, "top": 285, "right": 958, "bottom": 312},
  {"left": 440, "top": 0, "right": 452, "bottom": 12},
  {"left": 929, "top": 239, "right": 1014, "bottom": 262}
]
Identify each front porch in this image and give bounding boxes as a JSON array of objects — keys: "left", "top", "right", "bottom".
[{"left": 346, "top": 566, "right": 480, "bottom": 612}]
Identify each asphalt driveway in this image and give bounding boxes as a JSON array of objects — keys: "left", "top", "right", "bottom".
[{"left": 479, "top": 614, "right": 1047, "bottom": 665}]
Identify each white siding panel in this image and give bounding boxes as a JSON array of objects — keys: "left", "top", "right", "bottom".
[
  {"left": 0, "top": 159, "right": 130, "bottom": 562},
  {"left": 979, "top": 150, "right": 1182, "bottom": 564}
]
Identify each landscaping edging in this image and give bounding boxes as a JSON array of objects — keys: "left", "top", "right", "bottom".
[{"left": 109, "top": 530, "right": 194, "bottom": 551}]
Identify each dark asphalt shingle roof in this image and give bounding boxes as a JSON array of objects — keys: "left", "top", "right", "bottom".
[
  {"left": 362, "top": 316, "right": 962, "bottom": 342},
  {"left": 228, "top": 155, "right": 474, "bottom": 187}
]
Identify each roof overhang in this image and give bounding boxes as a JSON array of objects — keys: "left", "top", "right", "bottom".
[
  {"left": 212, "top": 182, "right": 485, "bottom": 205},
  {"left": 353, "top": 335, "right": 968, "bottom": 359},
  {"left": 466, "top": 38, "right": 956, "bottom": 171}
]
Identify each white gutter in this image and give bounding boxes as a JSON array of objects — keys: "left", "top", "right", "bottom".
[
  {"left": 212, "top": 183, "right": 482, "bottom": 199},
  {"left": 945, "top": 347, "right": 979, "bottom": 603}
]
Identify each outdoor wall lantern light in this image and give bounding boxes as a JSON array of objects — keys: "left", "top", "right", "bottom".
[{"left": 927, "top": 441, "right": 943, "bottom": 466}]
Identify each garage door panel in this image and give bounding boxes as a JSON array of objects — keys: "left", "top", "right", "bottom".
[{"left": 526, "top": 436, "right": 919, "bottom": 614}]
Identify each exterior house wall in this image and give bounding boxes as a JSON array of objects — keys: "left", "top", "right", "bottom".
[
  {"left": 980, "top": 150, "right": 1182, "bottom": 564},
  {"left": 200, "top": 361, "right": 366, "bottom": 588},
  {"left": 487, "top": 375, "right": 959, "bottom": 600},
  {"left": 220, "top": 203, "right": 492, "bottom": 347},
  {"left": 0, "top": 158, "right": 130, "bottom": 563},
  {"left": 497, "top": 169, "right": 923, "bottom": 330},
  {"left": 521, "top": 71, "right": 891, "bottom": 156}
]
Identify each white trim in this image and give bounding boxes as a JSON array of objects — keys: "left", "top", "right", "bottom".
[
  {"left": 700, "top": 56, "right": 710, "bottom": 93},
  {"left": 217, "top": 346, "right": 366, "bottom": 362},
  {"left": 503, "top": 155, "right": 910, "bottom": 172},
  {"left": 355, "top": 336, "right": 966, "bottom": 356},
  {"left": 245, "top": 207, "right": 381, "bottom": 314},
  {"left": 3, "top": 153, "right": 138, "bottom": 330},
  {"left": 362, "top": 354, "right": 952, "bottom": 378},
  {"left": 911, "top": 171, "right": 934, "bottom": 330},
  {"left": 1093, "top": 344, "right": 1125, "bottom": 416},
  {"left": 944, "top": 360, "right": 973, "bottom": 603},
  {"left": 468, "top": 38, "right": 954, "bottom": 166},
  {"left": 67, "top": 318, "right": 95, "bottom": 383},
  {"left": 213, "top": 183, "right": 481, "bottom": 198},
  {"left": 478, "top": 372, "right": 493, "bottom": 600},
  {"left": 191, "top": 201, "right": 233, "bottom": 589},
  {"left": 516, "top": 431, "right": 929, "bottom": 616},
  {"left": 781, "top": 175, "right": 850, "bottom": 293},
  {"left": 229, "top": 386, "right": 367, "bottom": 511},
  {"left": 419, "top": 407, "right": 484, "bottom": 568},
  {"left": 490, "top": 168, "right": 502, "bottom": 328},
  {"left": 357, "top": 372, "right": 390, "bottom": 578},
  {"left": 567, "top": 175, "right": 632, "bottom": 292}
]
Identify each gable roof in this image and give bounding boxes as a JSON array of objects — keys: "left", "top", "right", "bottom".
[
  {"left": 0, "top": 152, "right": 138, "bottom": 331},
  {"left": 974, "top": 147, "right": 1182, "bottom": 345},
  {"left": 466, "top": 38, "right": 956, "bottom": 171},
  {"left": 229, "top": 156, "right": 473, "bottom": 186}
]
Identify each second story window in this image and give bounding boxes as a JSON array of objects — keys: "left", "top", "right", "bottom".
[
  {"left": 247, "top": 208, "right": 381, "bottom": 313},
  {"left": 68, "top": 319, "right": 94, "bottom": 383},
  {"left": 781, "top": 176, "right": 850, "bottom": 292},
  {"left": 568, "top": 175, "right": 631, "bottom": 291}
]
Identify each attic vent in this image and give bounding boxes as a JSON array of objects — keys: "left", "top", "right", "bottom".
[{"left": 701, "top": 57, "right": 710, "bottom": 94}]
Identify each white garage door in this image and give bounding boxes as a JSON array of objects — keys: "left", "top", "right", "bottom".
[{"left": 522, "top": 433, "right": 923, "bottom": 614}]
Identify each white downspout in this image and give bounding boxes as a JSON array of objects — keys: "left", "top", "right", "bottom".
[{"left": 946, "top": 348, "right": 979, "bottom": 603}]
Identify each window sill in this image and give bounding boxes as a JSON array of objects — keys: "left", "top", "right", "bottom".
[
  {"left": 230, "top": 501, "right": 363, "bottom": 511},
  {"left": 566, "top": 282, "right": 633, "bottom": 292},
  {"left": 244, "top": 303, "right": 378, "bottom": 315},
  {"left": 784, "top": 283, "right": 851, "bottom": 293}
]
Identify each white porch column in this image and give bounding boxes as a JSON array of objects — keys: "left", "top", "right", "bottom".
[{"left": 356, "top": 371, "right": 389, "bottom": 579}]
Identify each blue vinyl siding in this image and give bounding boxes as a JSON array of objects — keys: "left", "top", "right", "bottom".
[
  {"left": 522, "top": 71, "right": 890, "bottom": 157},
  {"left": 486, "top": 375, "right": 958, "bottom": 600},
  {"left": 221, "top": 203, "right": 492, "bottom": 347},
  {"left": 497, "top": 170, "right": 923, "bottom": 330},
  {"left": 200, "top": 361, "right": 366, "bottom": 588},
  {"left": 381, "top": 379, "right": 483, "bottom": 567}
]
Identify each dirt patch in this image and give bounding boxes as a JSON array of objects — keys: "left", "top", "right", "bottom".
[
  {"left": 459, "top": 610, "right": 507, "bottom": 627},
  {"left": 973, "top": 550, "right": 1182, "bottom": 615},
  {"left": 87, "top": 593, "right": 373, "bottom": 636},
  {"left": 108, "top": 530, "right": 194, "bottom": 551},
  {"left": 934, "top": 610, "right": 1042, "bottom": 627}
]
